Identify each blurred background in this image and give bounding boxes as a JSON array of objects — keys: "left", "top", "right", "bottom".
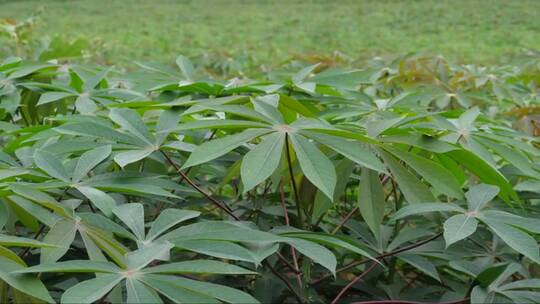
[{"left": 1, "top": 0, "right": 539, "bottom": 71}]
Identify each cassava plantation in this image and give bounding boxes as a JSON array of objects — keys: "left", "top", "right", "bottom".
[{"left": 0, "top": 1, "right": 539, "bottom": 303}]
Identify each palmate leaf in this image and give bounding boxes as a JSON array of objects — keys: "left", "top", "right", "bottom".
[
  {"left": 301, "top": 130, "right": 386, "bottom": 173},
  {"left": 142, "top": 274, "right": 259, "bottom": 304},
  {"left": 109, "top": 108, "right": 155, "bottom": 146},
  {"left": 125, "top": 278, "right": 163, "bottom": 304},
  {"left": 142, "top": 260, "right": 256, "bottom": 275},
  {"left": 392, "top": 203, "right": 466, "bottom": 221},
  {"left": 4, "top": 54, "right": 540, "bottom": 304},
  {"left": 358, "top": 167, "right": 385, "bottom": 240},
  {"left": 283, "top": 237, "right": 336, "bottom": 275},
  {"left": 446, "top": 149, "right": 519, "bottom": 204},
  {"left": 76, "top": 186, "right": 117, "bottom": 217},
  {"left": 113, "top": 204, "right": 145, "bottom": 240},
  {"left": 443, "top": 213, "right": 479, "bottom": 247},
  {"left": 19, "top": 253, "right": 257, "bottom": 303},
  {"left": 480, "top": 216, "right": 540, "bottom": 264},
  {"left": 289, "top": 133, "right": 336, "bottom": 200},
  {"left": 174, "top": 240, "right": 263, "bottom": 264},
  {"left": 0, "top": 256, "right": 54, "bottom": 303},
  {"left": 384, "top": 146, "right": 463, "bottom": 199},
  {"left": 33, "top": 149, "right": 70, "bottom": 182},
  {"left": 37, "top": 91, "right": 76, "bottom": 106},
  {"left": 182, "top": 128, "right": 271, "bottom": 169},
  {"left": 146, "top": 209, "right": 200, "bottom": 241},
  {"left": 380, "top": 151, "right": 435, "bottom": 203},
  {"left": 241, "top": 131, "right": 285, "bottom": 192},
  {"left": 466, "top": 183, "right": 499, "bottom": 211},
  {"left": 72, "top": 145, "right": 112, "bottom": 183},
  {"left": 312, "top": 158, "right": 354, "bottom": 220},
  {"left": 40, "top": 218, "right": 77, "bottom": 263},
  {"left": 0, "top": 234, "right": 56, "bottom": 248},
  {"left": 15, "top": 260, "right": 121, "bottom": 274},
  {"left": 61, "top": 273, "right": 123, "bottom": 304}
]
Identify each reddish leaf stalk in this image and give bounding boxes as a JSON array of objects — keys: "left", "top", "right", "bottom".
[
  {"left": 331, "top": 261, "right": 378, "bottom": 304},
  {"left": 160, "top": 150, "right": 239, "bottom": 220},
  {"left": 310, "top": 232, "right": 443, "bottom": 285}
]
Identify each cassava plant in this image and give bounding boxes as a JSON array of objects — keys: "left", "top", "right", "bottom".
[{"left": 0, "top": 53, "right": 539, "bottom": 304}]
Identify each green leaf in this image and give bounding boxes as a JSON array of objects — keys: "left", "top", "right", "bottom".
[
  {"left": 76, "top": 186, "right": 117, "bottom": 217},
  {"left": 40, "top": 219, "right": 77, "bottom": 264},
  {"left": 281, "top": 232, "right": 375, "bottom": 261},
  {"left": 75, "top": 95, "right": 98, "bottom": 114},
  {"left": 385, "top": 146, "right": 463, "bottom": 199},
  {"left": 0, "top": 256, "right": 54, "bottom": 303},
  {"left": 165, "top": 221, "right": 282, "bottom": 244},
  {"left": 392, "top": 203, "right": 466, "bottom": 221},
  {"left": 33, "top": 149, "right": 70, "bottom": 182},
  {"left": 144, "top": 260, "right": 255, "bottom": 275},
  {"left": 500, "top": 279, "right": 540, "bottom": 291},
  {"left": 289, "top": 133, "right": 336, "bottom": 200},
  {"left": 398, "top": 254, "right": 441, "bottom": 282},
  {"left": 9, "top": 184, "right": 70, "bottom": 217},
  {"left": 252, "top": 95, "right": 284, "bottom": 124},
  {"left": 161, "top": 275, "right": 261, "bottom": 304},
  {"left": 302, "top": 130, "right": 386, "bottom": 173},
  {"left": 312, "top": 158, "right": 354, "bottom": 220},
  {"left": 109, "top": 108, "right": 155, "bottom": 146},
  {"left": 155, "top": 109, "right": 181, "bottom": 146},
  {"left": 141, "top": 274, "right": 219, "bottom": 303},
  {"left": 37, "top": 92, "right": 75, "bottom": 106},
  {"left": 113, "top": 204, "right": 145, "bottom": 240},
  {"left": 182, "top": 128, "right": 270, "bottom": 169},
  {"left": 174, "top": 240, "right": 262, "bottom": 264},
  {"left": 479, "top": 138, "right": 540, "bottom": 179},
  {"left": 466, "top": 184, "right": 499, "bottom": 212},
  {"left": 83, "top": 67, "right": 111, "bottom": 92},
  {"left": 381, "top": 151, "right": 435, "bottom": 203},
  {"left": 241, "top": 132, "right": 284, "bottom": 192},
  {"left": 14, "top": 260, "right": 120, "bottom": 274},
  {"left": 147, "top": 209, "right": 200, "bottom": 241},
  {"left": 480, "top": 216, "right": 540, "bottom": 264},
  {"left": 176, "top": 55, "right": 195, "bottom": 80},
  {"left": 447, "top": 149, "right": 518, "bottom": 204},
  {"left": 0, "top": 234, "right": 55, "bottom": 248},
  {"left": 72, "top": 145, "right": 112, "bottom": 183},
  {"left": 283, "top": 237, "right": 337, "bottom": 275},
  {"left": 126, "top": 278, "right": 163, "bottom": 304},
  {"left": 5, "top": 195, "right": 61, "bottom": 227},
  {"left": 61, "top": 273, "right": 123, "bottom": 304},
  {"left": 125, "top": 242, "right": 174, "bottom": 270},
  {"left": 358, "top": 168, "right": 385, "bottom": 239},
  {"left": 114, "top": 148, "right": 155, "bottom": 168},
  {"left": 443, "top": 213, "right": 478, "bottom": 247},
  {"left": 55, "top": 122, "right": 144, "bottom": 146}
]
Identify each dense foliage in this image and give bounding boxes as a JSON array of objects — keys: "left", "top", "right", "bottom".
[{"left": 0, "top": 53, "right": 539, "bottom": 304}]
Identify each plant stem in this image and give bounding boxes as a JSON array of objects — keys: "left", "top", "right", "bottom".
[
  {"left": 160, "top": 150, "right": 238, "bottom": 220},
  {"left": 331, "top": 206, "right": 358, "bottom": 234},
  {"left": 284, "top": 133, "right": 303, "bottom": 228},
  {"left": 177, "top": 129, "right": 217, "bottom": 184},
  {"left": 18, "top": 225, "right": 46, "bottom": 258},
  {"left": 331, "top": 261, "right": 378, "bottom": 304},
  {"left": 280, "top": 181, "right": 304, "bottom": 295},
  {"left": 264, "top": 260, "right": 305, "bottom": 303},
  {"left": 276, "top": 252, "right": 302, "bottom": 275},
  {"left": 310, "top": 232, "right": 443, "bottom": 285}
]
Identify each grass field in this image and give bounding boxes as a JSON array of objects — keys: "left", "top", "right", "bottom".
[{"left": 1, "top": 0, "right": 540, "bottom": 66}]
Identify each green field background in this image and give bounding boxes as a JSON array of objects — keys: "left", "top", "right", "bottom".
[{"left": 1, "top": 0, "right": 539, "bottom": 65}]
